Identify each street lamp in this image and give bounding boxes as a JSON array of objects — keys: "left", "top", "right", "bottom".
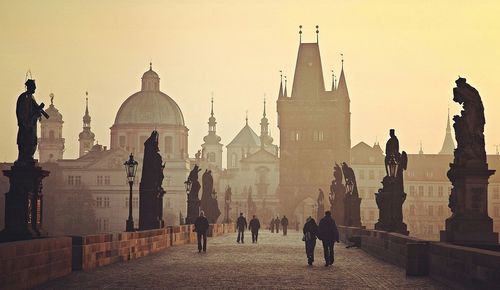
[
  {"left": 124, "top": 153, "right": 138, "bottom": 232},
  {"left": 386, "top": 156, "right": 399, "bottom": 178}
]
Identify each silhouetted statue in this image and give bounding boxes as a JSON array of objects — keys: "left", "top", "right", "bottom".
[
  {"left": 375, "top": 129, "right": 408, "bottom": 235},
  {"left": 341, "top": 162, "right": 362, "bottom": 227},
  {"left": 186, "top": 165, "right": 201, "bottom": 224},
  {"left": 139, "top": 130, "right": 165, "bottom": 230},
  {"left": 329, "top": 163, "right": 346, "bottom": 225},
  {"left": 200, "top": 170, "right": 221, "bottom": 223},
  {"left": 224, "top": 186, "right": 232, "bottom": 223},
  {"left": 317, "top": 189, "right": 324, "bottom": 222},
  {"left": 441, "top": 77, "right": 498, "bottom": 244},
  {"left": 16, "top": 79, "right": 49, "bottom": 165},
  {"left": 452, "top": 77, "right": 486, "bottom": 168}
]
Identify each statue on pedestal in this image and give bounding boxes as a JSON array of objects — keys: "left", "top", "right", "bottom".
[
  {"left": 1, "top": 79, "right": 50, "bottom": 242},
  {"left": 200, "top": 170, "right": 221, "bottom": 223},
  {"left": 329, "top": 163, "right": 346, "bottom": 225},
  {"left": 317, "top": 188, "right": 324, "bottom": 222},
  {"left": 224, "top": 186, "right": 232, "bottom": 223},
  {"left": 441, "top": 77, "right": 498, "bottom": 244},
  {"left": 139, "top": 131, "right": 166, "bottom": 230},
  {"left": 375, "top": 129, "right": 408, "bottom": 235},
  {"left": 186, "top": 165, "right": 201, "bottom": 224},
  {"left": 342, "top": 162, "right": 362, "bottom": 227}
]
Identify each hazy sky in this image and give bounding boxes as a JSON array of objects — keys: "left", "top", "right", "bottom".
[{"left": 1, "top": 0, "right": 500, "bottom": 163}]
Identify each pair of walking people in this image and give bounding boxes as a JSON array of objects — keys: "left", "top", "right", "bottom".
[
  {"left": 269, "top": 216, "right": 289, "bottom": 235},
  {"left": 303, "top": 211, "right": 339, "bottom": 266},
  {"left": 236, "top": 213, "right": 261, "bottom": 243}
]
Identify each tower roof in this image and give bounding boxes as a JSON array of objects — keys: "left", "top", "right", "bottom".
[
  {"left": 278, "top": 72, "right": 284, "bottom": 98},
  {"left": 291, "top": 43, "right": 325, "bottom": 99},
  {"left": 227, "top": 122, "right": 260, "bottom": 147},
  {"left": 42, "top": 93, "right": 63, "bottom": 123},
  {"left": 439, "top": 109, "right": 455, "bottom": 154},
  {"left": 336, "top": 59, "right": 349, "bottom": 99}
]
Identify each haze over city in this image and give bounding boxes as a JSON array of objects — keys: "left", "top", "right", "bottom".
[{"left": 1, "top": 1, "right": 500, "bottom": 162}]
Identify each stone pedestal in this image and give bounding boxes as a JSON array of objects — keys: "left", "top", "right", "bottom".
[
  {"left": 344, "top": 194, "right": 362, "bottom": 228},
  {"left": 375, "top": 177, "right": 409, "bottom": 235},
  {"left": 0, "top": 164, "right": 49, "bottom": 242},
  {"left": 185, "top": 181, "right": 200, "bottom": 225},
  {"left": 331, "top": 184, "right": 346, "bottom": 226},
  {"left": 440, "top": 165, "right": 498, "bottom": 244}
]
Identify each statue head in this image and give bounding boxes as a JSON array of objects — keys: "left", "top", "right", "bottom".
[
  {"left": 25, "top": 79, "right": 36, "bottom": 94},
  {"left": 389, "top": 129, "right": 395, "bottom": 138},
  {"left": 455, "top": 77, "right": 467, "bottom": 88}
]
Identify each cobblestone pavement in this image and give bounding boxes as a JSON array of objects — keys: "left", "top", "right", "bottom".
[{"left": 37, "top": 231, "right": 449, "bottom": 290}]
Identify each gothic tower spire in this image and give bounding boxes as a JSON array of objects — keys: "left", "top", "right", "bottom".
[
  {"left": 439, "top": 108, "right": 455, "bottom": 154},
  {"left": 79, "top": 91, "right": 95, "bottom": 157}
]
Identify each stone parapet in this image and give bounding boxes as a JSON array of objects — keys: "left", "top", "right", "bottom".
[{"left": 0, "top": 237, "right": 72, "bottom": 289}]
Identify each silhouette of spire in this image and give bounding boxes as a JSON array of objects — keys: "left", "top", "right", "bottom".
[
  {"left": 439, "top": 108, "right": 455, "bottom": 154},
  {"left": 210, "top": 92, "right": 214, "bottom": 117},
  {"left": 149, "top": 61, "right": 152, "bottom": 71},
  {"left": 263, "top": 96, "right": 267, "bottom": 118},
  {"left": 419, "top": 141, "right": 424, "bottom": 154},
  {"left": 299, "top": 25, "right": 302, "bottom": 44},
  {"left": 337, "top": 54, "right": 349, "bottom": 99},
  {"left": 331, "top": 70, "right": 335, "bottom": 91},
  {"left": 83, "top": 91, "right": 91, "bottom": 127},
  {"left": 284, "top": 76, "right": 288, "bottom": 97},
  {"left": 316, "top": 25, "right": 319, "bottom": 43},
  {"left": 278, "top": 70, "right": 284, "bottom": 98},
  {"left": 245, "top": 110, "right": 248, "bottom": 126}
]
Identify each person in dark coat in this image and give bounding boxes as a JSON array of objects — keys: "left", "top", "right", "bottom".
[
  {"left": 303, "top": 216, "right": 319, "bottom": 265},
  {"left": 194, "top": 211, "right": 210, "bottom": 253},
  {"left": 318, "top": 211, "right": 340, "bottom": 266},
  {"left": 236, "top": 213, "right": 247, "bottom": 243},
  {"left": 275, "top": 216, "right": 280, "bottom": 233},
  {"left": 281, "top": 215, "right": 289, "bottom": 236},
  {"left": 248, "top": 215, "right": 261, "bottom": 243},
  {"left": 270, "top": 218, "right": 275, "bottom": 233}
]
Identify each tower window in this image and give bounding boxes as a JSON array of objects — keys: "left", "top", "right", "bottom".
[
  {"left": 165, "top": 136, "right": 173, "bottom": 154},
  {"left": 318, "top": 131, "right": 324, "bottom": 141}
]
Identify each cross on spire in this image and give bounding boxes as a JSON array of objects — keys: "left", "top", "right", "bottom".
[
  {"left": 316, "top": 25, "right": 319, "bottom": 43},
  {"left": 299, "top": 25, "right": 302, "bottom": 44}
]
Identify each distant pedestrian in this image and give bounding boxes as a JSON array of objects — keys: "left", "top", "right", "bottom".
[
  {"left": 303, "top": 216, "right": 318, "bottom": 265},
  {"left": 270, "top": 218, "right": 275, "bottom": 233},
  {"left": 275, "top": 216, "right": 280, "bottom": 233},
  {"left": 281, "top": 215, "right": 289, "bottom": 236},
  {"left": 236, "top": 213, "right": 247, "bottom": 243},
  {"left": 318, "top": 211, "right": 340, "bottom": 267},
  {"left": 248, "top": 215, "right": 261, "bottom": 243},
  {"left": 194, "top": 211, "right": 209, "bottom": 253}
]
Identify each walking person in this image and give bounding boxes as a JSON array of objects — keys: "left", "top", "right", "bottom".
[
  {"left": 236, "top": 212, "right": 247, "bottom": 243},
  {"left": 318, "top": 211, "right": 340, "bottom": 267},
  {"left": 275, "top": 216, "right": 280, "bottom": 234},
  {"left": 249, "top": 215, "right": 261, "bottom": 243},
  {"left": 281, "top": 215, "right": 289, "bottom": 236},
  {"left": 270, "top": 217, "right": 275, "bottom": 233},
  {"left": 303, "top": 216, "right": 318, "bottom": 266},
  {"left": 194, "top": 211, "right": 209, "bottom": 253}
]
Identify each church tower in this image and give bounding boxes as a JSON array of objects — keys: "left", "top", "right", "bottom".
[
  {"left": 38, "top": 93, "right": 65, "bottom": 162},
  {"left": 439, "top": 109, "right": 455, "bottom": 155},
  {"left": 79, "top": 92, "right": 95, "bottom": 157},
  {"left": 201, "top": 97, "right": 223, "bottom": 170},
  {"left": 276, "top": 27, "right": 351, "bottom": 215}
]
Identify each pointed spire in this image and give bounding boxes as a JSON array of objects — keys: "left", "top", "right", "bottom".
[
  {"left": 331, "top": 70, "right": 335, "bottom": 91},
  {"left": 337, "top": 54, "right": 349, "bottom": 99},
  {"left": 316, "top": 25, "right": 319, "bottom": 43},
  {"left": 263, "top": 96, "right": 267, "bottom": 117},
  {"left": 419, "top": 141, "right": 424, "bottom": 154},
  {"left": 439, "top": 109, "right": 456, "bottom": 154},
  {"left": 83, "top": 91, "right": 91, "bottom": 128},
  {"left": 299, "top": 25, "right": 302, "bottom": 44},
  {"left": 278, "top": 70, "right": 284, "bottom": 98},
  {"left": 284, "top": 76, "right": 288, "bottom": 97},
  {"left": 211, "top": 92, "right": 214, "bottom": 117},
  {"left": 245, "top": 110, "right": 248, "bottom": 126}
]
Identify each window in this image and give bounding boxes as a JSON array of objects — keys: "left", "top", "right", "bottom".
[
  {"left": 359, "top": 170, "right": 365, "bottom": 180},
  {"left": 104, "top": 176, "right": 110, "bottom": 185},
  {"left": 104, "top": 197, "right": 110, "bottom": 208},
  {"left": 97, "top": 218, "right": 109, "bottom": 232},
  {"left": 438, "top": 205, "right": 444, "bottom": 216},
  {"left": 97, "top": 176, "right": 103, "bottom": 185},
  {"left": 75, "top": 176, "right": 81, "bottom": 186},
  {"left": 164, "top": 136, "right": 173, "bottom": 154},
  {"left": 231, "top": 153, "right": 237, "bottom": 167},
  {"left": 119, "top": 136, "right": 126, "bottom": 148},
  {"left": 67, "top": 176, "right": 74, "bottom": 185},
  {"left": 295, "top": 131, "right": 300, "bottom": 141},
  {"left": 318, "top": 131, "right": 324, "bottom": 141},
  {"left": 410, "top": 186, "right": 415, "bottom": 196},
  {"left": 369, "top": 170, "right": 375, "bottom": 180},
  {"left": 428, "top": 186, "right": 433, "bottom": 197},
  {"left": 428, "top": 205, "right": 434, "bottom": 216},
  {"left": 313, "top": 131, "right": 318, "bottom": 141},
  {"left": 418, "top": 186, "right": 424, "bottom": 196},
  {"left": 494, "top": 206, "right": 500, "bottom": 217},
  {"left": 438, "top": 186, "right": 444, "bottom": 197},
  {"left": 96, "top": 197, "right": 103, "bottom": 208}
]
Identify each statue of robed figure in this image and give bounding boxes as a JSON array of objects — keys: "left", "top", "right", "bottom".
[
  {"left": 329, "top": 163, "right": 346, "bottom": 225},
  {"left": 342, "top": 162, "right": 362, "bottom": 227},
  {"left": 185, "top": 165, "right": 201, "bottom": 224},
  {"left": 139, "top": 130, "right": 166, "bottom": 230},
  {"left": 317, "top": 188, "right": 325, "bottom": 222},
  {"left": 200, "top": 170, "right": 221, "bottom": 223}
]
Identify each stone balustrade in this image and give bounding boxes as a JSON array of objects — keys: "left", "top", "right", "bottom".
[
  {"left": 338, "top": 225, "right": 500, "bottom": 287},
  {"left": 0, "top": 237, "right": 72, "bottom": 289},
  {"left": 0, "top": 223, "right": 235, "bottom": 289}
]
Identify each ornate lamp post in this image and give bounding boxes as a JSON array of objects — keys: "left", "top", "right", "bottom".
[
  {"left": 124, "top": 154, "right": 138, "bottom": 232},
  {"left": 184, "top": 178, "right": 192, "bottom": 224}
]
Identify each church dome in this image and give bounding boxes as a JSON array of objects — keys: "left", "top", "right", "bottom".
[
  {"left": 113, "top": 64, "right": 185, "bottom": 126},
  {"left": 43, "top": 94, "right": 63, "bottom": 122}
]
